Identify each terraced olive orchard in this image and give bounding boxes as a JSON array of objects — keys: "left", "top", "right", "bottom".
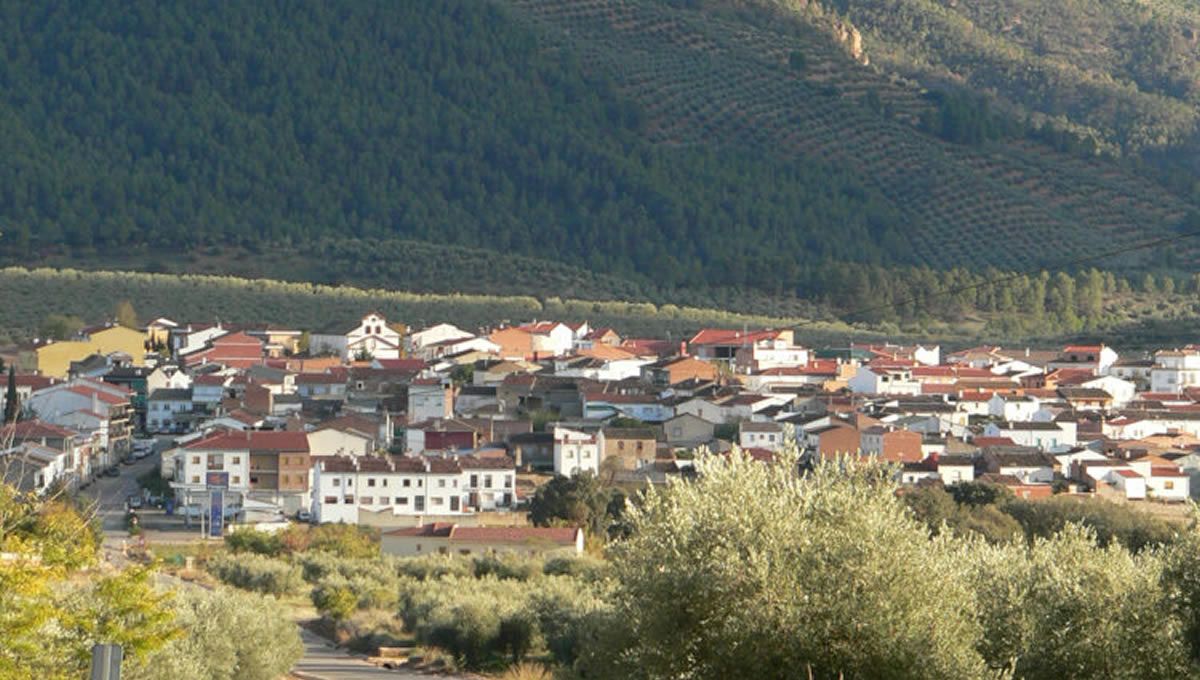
[{"left": 501, "top": 0, "right": 1194, "bottom": 274}]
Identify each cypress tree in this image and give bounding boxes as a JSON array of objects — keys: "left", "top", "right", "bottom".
[{"left": 4, "top": 366, "right": 17, "bottom": 423}]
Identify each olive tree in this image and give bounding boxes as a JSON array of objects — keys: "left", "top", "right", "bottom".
[{"left": 591, "top": 452, "right": 990, "bottom": 679}]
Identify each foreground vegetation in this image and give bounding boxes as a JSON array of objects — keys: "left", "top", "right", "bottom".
[
  {"left": 0, "top": 483, "right": 301, "bottom": 680},
  {"left": 206, "top": 452, "right": 1200, "bottom": 679}
]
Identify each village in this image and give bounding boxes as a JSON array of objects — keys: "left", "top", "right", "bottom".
[{"left": 5, "top": 311, "right": 1200, "bottom": 557}]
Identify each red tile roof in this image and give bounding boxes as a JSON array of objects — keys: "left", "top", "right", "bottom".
[
  {"left": 67, "top": 386, "right": 126, "bottom": 404},
  {"left": 186, "top": 430, "right": 309, "bottom": 452},
  {"left": 1, "top": 419, "right": 77, "bottom": 440},
  {"left": 688, "top": 328, "right": 783, "bottom": 346},
  {"left": 384, "top": 524, "right": 582, "bottom": 545}
]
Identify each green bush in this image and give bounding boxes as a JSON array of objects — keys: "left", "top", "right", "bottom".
[
  {"left": 394, "top": 553, "right": 474, "bottom": 581},
  {"left": 206, "top": 553, "right": 304, "bottom": 596},
  {"left": 473, "top": 553, "right": 544, "bottom": 582},
  {"left": 542, "top": 555, "right": 610, "bottom": 582},
  {"left": 127, "top": 587, "right": 303, "bottom": 680},
  {"left": 1001, "top": 495, "right": 1178, "bottom": 552},
  {"left": 225, "top": 528, "right": 282, "bottom": 557},
  {"left": 312, "top": 584, "right": 359, "bottom": 623}
]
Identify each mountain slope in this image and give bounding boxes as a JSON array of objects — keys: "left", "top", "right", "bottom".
[
  {"left": 0, "top": 0, "right": 1195, "bottom": 305},
  {"left": 499, "top": 0, "right": 1195, "bottom": 271}
]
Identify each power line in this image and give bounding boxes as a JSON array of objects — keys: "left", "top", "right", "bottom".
[{"left": 800, "top": 226, "right": 1200, "bottom": 328}]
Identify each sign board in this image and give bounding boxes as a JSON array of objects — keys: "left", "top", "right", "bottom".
[
  {"left": 205, "top": 471, "right": 229, "bottom": 489},
  {"left": 90, "top": 643, "right": 123, "bottom": 680},
  {"left": 209, "top": 490, "right": 224, "bottom": 538}
]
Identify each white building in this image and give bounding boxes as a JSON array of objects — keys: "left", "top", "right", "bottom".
[
  {"left": 310, "top": 313, "right": 403, "bottom": 361},
  {"left": 847, "top": 365, "right": 921, "bottom": 396},
  {"left": 407, "top": 323, "right": 475, "bottom": 356},
  {"left": 987, "top": 394, "right": 1041, "bottom": 422},
  {"left": 146, "top": 388, "right": 194, "bottom": 433},
  {"left": 313, "top": 454, "right": 516, "bottom": 524},
  {"left": 937, "top": 455, "right": 976, "bottom": 484},
  {"left": 408, "top": 378, "right": 454, "bottom": 423},
  {"left": 1151, "top": 347, "right": 1200, "bottom": 394},
  {"left": 982, "top": 421, "right": 1075, "bottom": 452},
  {"left": 739, "top": 421, "right": 785, "bottom": 451},
  {"left": 553, "top": 427, "right": 601, "bottom": 477}
]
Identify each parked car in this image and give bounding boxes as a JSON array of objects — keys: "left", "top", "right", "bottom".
[
  {"left": 104, "top": 467, "right": 121, "bottom": 477},
  {"left": 127, "top": 495, "right": 144, "bottom": 510},
  {"left": 296, "top": 509, "right": 313, "bottom": 523}
]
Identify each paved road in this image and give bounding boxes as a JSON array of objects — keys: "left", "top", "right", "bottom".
[
  {"left": 80, "top": 450, "right": 160, "bottom": 532},
  {"left": 293, "top": 628, "right": 431, "bottom": 680},
  {"left": 85, "top": 449, "right": 438, "bottom": 679}
]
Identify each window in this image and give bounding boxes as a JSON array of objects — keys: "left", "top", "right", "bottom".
[
  {"left": 431, "top": 497, "right": 443, "bottom": 506},
  {"left": 191, "top": 456, "right": 200, "bottom": 465},
  {"left": 470, "top": 474, "right": 478, "bottom": 487},
  {"left": 450, "top": 496, "right": 460, "bottom": 512},
  {"left": 332, "top": 479, "right": 340, "bottom": 487},
  {"left": 232, "top": 476, "right": 241, "bottom": 485},
  {"left": 324, "top": 496, "right": 338, "bottom": 504},
  {"left": 368, "top": 478, "right": 376, "bottom": 487},
  {"left": 379, "top": 497, "right": 391, "bottom": 505},
  {"left": 417, "top": 480, "right": 423, "bottom": 487},
  {"left": 414, "top": 497, "right": 425, "bottom": 511},
  {"left": 381, "top": 478, "right": 388, "bottom": 487},
  {"left": 403, "top": 479, "right": 411, "bottom": 487},
  {"left": 343, "top": 495, "right": 354, "bottom": 504},
  {"left": 484, "top": 475, "right": 492, "bottom": 489},
  {"left": 191, "top": 475, "right": 200, "bottom": 484},
  {"left": 1166, "top": 480, "right": 1175, "bottom": 490},
  {"left": 396, "top": 497, "right": 408, "bottom": 505},
  {"left": 231, "top": 456, "right": 241, "bottom": 465},
  {"left": 361, "top": 497, "right": 373, "bottom": 505},
  {"left": 438, "top": 479, "right": 446, "bottom": 488},
  {"left": 504, "top": 476, "right": 512, "bottom": 489}
]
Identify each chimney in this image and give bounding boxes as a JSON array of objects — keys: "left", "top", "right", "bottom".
[{"left": 680, "top": 341, "right": 688, "bottom": 357}]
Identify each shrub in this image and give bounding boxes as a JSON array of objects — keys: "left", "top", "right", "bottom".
[
  {"left": 308, "top": 523, "right": 379, "bottom": 559},
  {"left": 473, "top": 553, "right": 544, "bottom": 581},
  {"left": 206, "top": 553, "right": 304, "bottom": 596},
  {"left": 500, "top": 662, "right": 553, "bottom": 680},
  {"left": 312, "top": 584, "right": 359, "bottom": 623},
  {"left": 394, "top": 553, "right": 474, "bottom": 581},
  {"left": 225, "top": 528, "right": 282, "bottom": 557},
  {"left": 127, "top": 587, "right": 302, "bottom": 680},
  {"left": 542, "top": 555, "right": 609, "bottom": 581},
  {"left": 1001, "top": 496, "right": 1178, "bottom": 552}
]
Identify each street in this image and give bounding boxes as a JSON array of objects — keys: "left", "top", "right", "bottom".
[
  {"left": 84, "top": 448, "right": 444, "bottom": 679},
  {"left": 292, "top": 628, "right": 432, "bottom": 680}
]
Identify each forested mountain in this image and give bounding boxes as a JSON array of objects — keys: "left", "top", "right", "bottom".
[{"left": 0, "top": 0, "right": 1197, "bottom": 322}]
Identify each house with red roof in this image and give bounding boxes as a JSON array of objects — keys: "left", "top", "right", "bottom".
[
  {"left": 314, "top": 453, "right": 517, "bottom": 524},
  {"left": 688, "top": 328, "right": 807, "bottom": 372},
  {"left": 181, "top": 331, "right": 265, "bottom": 369},
  {"left": 25, "top": 379, "right": 132, "bottom": 468},
  {"left": 1047, "top": 344, "right": 1118, "bottom": 375},
  {"left": 176, "top": 430, "right": 312, "bottom": 513},
  {"left": 382, "top": 523, "right": 582, "bottom": 557}
]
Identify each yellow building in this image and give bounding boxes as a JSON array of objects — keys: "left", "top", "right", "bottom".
[{"left": 36, "top": 326, "right": 146, "bottom": 378}]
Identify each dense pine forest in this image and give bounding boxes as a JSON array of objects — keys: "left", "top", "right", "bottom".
[{"left": 0, "top": 0, "right": 901, "bottom": 290}]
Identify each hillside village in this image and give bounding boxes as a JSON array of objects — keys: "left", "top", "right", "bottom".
[{"left": 6, "top": 311, "right": 1200, "bottom": 551}]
